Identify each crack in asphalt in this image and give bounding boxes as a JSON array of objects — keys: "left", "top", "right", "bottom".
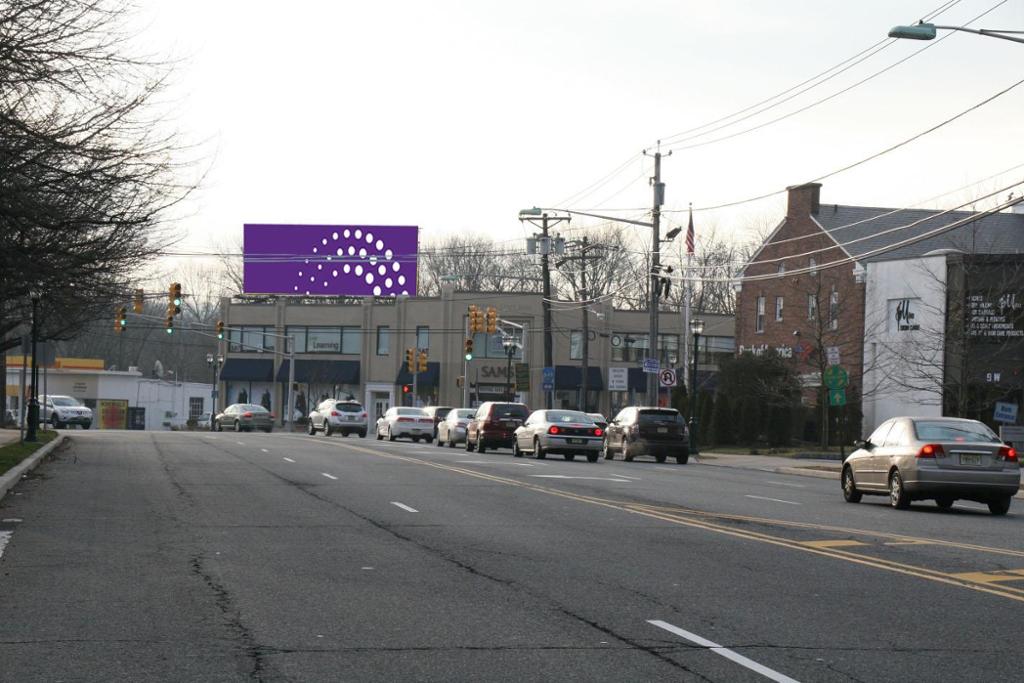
[{"left": 203, "top": 439, "right": 711, "bottom": 679}]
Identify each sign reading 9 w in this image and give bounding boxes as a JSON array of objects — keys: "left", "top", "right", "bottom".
[{"left": 243, "top": 224, "right": 419, "bottom": 297}]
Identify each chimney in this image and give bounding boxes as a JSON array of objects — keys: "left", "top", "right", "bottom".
[{"left": 786, "top": 182, "right": 822, "bottom": 218}]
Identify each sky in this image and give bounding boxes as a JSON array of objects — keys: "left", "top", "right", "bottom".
[{"left": 138, "top": 0, "right": 1024, "bottom": 260}]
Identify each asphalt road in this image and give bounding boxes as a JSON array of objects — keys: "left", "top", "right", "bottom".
[{"left": 1, "top": 430, "right": 1022, "bottom": 682}]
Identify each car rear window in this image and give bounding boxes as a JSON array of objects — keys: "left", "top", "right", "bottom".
[
  {"left": 52, "top": 397, "right": 80, "bottom": 406},
  {"left": 242, "top": 404, "right": 268, "bottom": 413},
  {"left": 433, "top": 408, "right": 452, "bottom": 419},
  {"left": 491, "top": 404, "right": 528, "bottom": 419},
  {"left": 914, "top": 420, "right": 999, "bottom": 443},
  {"left": 396, "top": 408, "right": 427, "bottom": 416},
  {"left": 545, "top": 410, "right": 593, "bottom": 423},
  {"left": 335, "top": 403, "right": 363, "bottom": 413},
  {"left": 638, "top": 409, "right": 683, "bottom": 425},
  {"left": 453, "top": 409, "right": 476, "bottom": 419}
]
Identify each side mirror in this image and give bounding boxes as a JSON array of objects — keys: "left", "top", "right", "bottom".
[{"left": 854, "top": 439, "right": 870, "bottom": 450}]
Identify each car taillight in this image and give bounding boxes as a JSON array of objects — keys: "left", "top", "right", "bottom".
[
  {"left": 397, "top": 417, "right": 414, "bottom": 422},
  {"left": 998, "top": 446, "right": 1018, "bottom": 462},
  {"left": 548, "top": 425, "right": 560, "bottom": 435},
  {"left": 361, "top": 412, "right": 367, "bottom": 418},
  {"left": 331, "top": 411, "right": 340, "bottom": 417},
  {"left": 243, "top": 412, "right": 253, "bottom": 418},
  {"left": 917, "top": 443, "right": 944, "bottom": 458},
  {"left": 594, "top": 428, "right": 603, "bottom": 437}
]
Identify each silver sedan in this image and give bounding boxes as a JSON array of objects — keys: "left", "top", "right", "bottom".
[
  {"left": 512, "top": 409, "right": 604, "bottom": 462},
  {"left": 843, "top": 416, "right": 1020, "bottom": 514},
  {"left": 437, "top": 408, "right": 476, "bottom": 447}
]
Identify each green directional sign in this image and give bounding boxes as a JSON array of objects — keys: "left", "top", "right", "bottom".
[
  {"left": 514, "top": 362, "right": 531, "bottom": 391},
  {"left": 823, "top": 366, "right": 849, "bottom": 390},
  {"left": 828, "top": 388, "right": 847, "bottom": 407}
]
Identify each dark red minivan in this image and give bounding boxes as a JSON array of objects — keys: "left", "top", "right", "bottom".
[{"left": 465, "top": 402, "right": 530, "bottom": 453}]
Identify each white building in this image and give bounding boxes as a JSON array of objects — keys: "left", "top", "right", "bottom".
[{"left": 5, "top": 357, "right": 213, "bottom": 430}]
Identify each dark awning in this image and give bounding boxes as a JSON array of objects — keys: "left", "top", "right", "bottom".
[
  {"left": 627, "top": 367, "right": 648, "bottom": 393},
  {"left": 275, "top": 359, "right": 361, "bottom": 384},
  {"left": 220, "top": 358, "right": 274, "bottom": 382},
  {"left": 554, "top": 365, "right": 605, "bottom": 391},
  {"left": 395, "top": 361, "right": 440, "bottom": 387}
]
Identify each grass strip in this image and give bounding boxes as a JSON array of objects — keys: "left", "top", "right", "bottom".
[{"left": 0, "top": 431, "right": 58, "bottom": 476}]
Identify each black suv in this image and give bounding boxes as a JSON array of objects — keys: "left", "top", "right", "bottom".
[
  {"left": 603, "top": 407, "right": 689, "bottom": 464},
  {"left": 422, "top": 406, "right": 454, "bottom": 439},
  {"left": 466, "top": 402, "right": 529, "bottom": 453}
]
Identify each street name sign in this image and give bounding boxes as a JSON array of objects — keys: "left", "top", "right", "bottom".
[
  {"left": 994, "top": 402, "right": 1018, "bottom": 424},
  {"left": 642, "top": 358, "right": 660, "bottom": 374}
]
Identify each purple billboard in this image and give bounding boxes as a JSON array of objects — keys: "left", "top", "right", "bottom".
[{"left": 243, "top": 224, "right": 419, "bottom": 296}]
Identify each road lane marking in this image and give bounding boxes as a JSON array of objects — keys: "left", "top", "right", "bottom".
[
  {"left": 531, "top": 475, "right": 632, "bottom": 483},
  {"left": 746, "top": 495, "right": 801, "bottom": 506},
  {"left": 283, "top": 457, "right": 296, "bottom": 463},
  {"left": 390, "top": 502, "right": 419, "bottom": 513},
  {"left": 260, "top": 448, "right": 269, "bottom": 453},
  {"left": 801, "top": 540, "right": 868, "bottom": 549},
  {"left": 458, "top": 460, "right": 535, "bottom": 467},
  {"left": 765, "top": 480, "right": 806, "bottom": 488},
  {"left": 2, "top": 518, "right": 23, "bottom": 523},
  {"left": 648, "top": 620, "right": 800, "bottom": 683},
  {"left": 0, "top": 531, "right": 11, "bottom": 560},
  {"left": 949, "top": 570, "right": 1024, "bottom": 584},
  {"left": 321, "top": 473, "right": 338, "bottom": 480},
  {"left": 236, "top": 441, "right": 245, "bottom": 445}
]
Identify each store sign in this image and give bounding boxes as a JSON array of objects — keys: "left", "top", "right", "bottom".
[
  {"left": 967, "top": 292, "right": 1024, "bottom": 339},
  {"left": 888, "top": 298, "right": 921, "bottom": 332},
  {"left": 608, "top": 367, "right": 628, "bottom": 392}
]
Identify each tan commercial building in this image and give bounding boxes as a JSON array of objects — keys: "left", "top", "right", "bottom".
[{"left": 219, "top": 285, "right": 733, "bottom": 424}]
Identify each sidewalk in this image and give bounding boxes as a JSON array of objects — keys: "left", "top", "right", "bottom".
[
  {"left": 696, "top": 451, "right": 841, "bottom": 480},
  {"left": 0, "top": 429, "right": 21, "bottom": 448}
]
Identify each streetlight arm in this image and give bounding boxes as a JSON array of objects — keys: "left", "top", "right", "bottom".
[
  {"left": 935, "top": 25, "right": 1024, "bottom": 44},
  {"left": 889, "top": 22, "right": 1024, "bottom": 44}
]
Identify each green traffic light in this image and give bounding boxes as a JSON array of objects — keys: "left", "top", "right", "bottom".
[
  {"left": 173, "top": 297, "right": 182, "bottom": 306},
  {"left": 166, "top": 328, "right": 173, "bottom": 334},
  {"left": 464, "top": 353, "right": 473, "bottom": 361}
]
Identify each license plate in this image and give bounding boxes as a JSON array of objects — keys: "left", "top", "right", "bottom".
[
  {"left": 959, "top": 454, "right": 982, "bottom": 466},
  {"left": 568, "top": 438, "right": 585, "bottom": 445},
  {"left": 657, "top": 427, "right": 668, "bottom": 433}
]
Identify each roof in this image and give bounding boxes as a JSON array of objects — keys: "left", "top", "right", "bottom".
[{"left": 814, "top": 205, "right": 1024, "bottom": 263}]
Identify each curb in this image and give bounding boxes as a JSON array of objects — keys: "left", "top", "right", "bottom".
[{"left": 0, "top": 435, "right": 68, "bottom": 502}]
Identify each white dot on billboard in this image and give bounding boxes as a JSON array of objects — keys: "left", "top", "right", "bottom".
[
  {"left": 343, "top": 229, "right": 350, "bottom": 238},
  {"left": 355, "top": 229, "right": 362, "bottom": 239},
  {"left": 373, "top": 285, "right": 381, "bottom": 296},
  {"left": 323, "top": 281, "right": 328, "bottom": 287},
  {"left": 332, "top": 232, "right": 338, "bottom": 240},
  {"left": 366, "top": 233, "right": 373, "bottom": 244},
  {"left": 322, "top": 238, "right": 328, "bottom": 246},
  {"left": 401, "top": 290, "right": 408, "bottom": 296},
  {"left": 355, "top": 265, "right": 363, "bottom": 276},
  {"left": 398, "top": 275, "right": 406, "bottom": 286},
  {"left": 348, "top": 246, "right": 355, "bottom": 255},
  {"left": 317, "top": 264, "right": 322, "bottom": 270},
  {"left": 393, "top": 262, "right": 400, "bottom": 272},
  {"left": 336, "top": 248, "right": 343, "bottom": 256},
  {"left": 385, "top": 249, "right": 393, "bottom": 260},
  {"left": 293, "top": 286, "right": 298, "bottom": 291},
  {"left": 376, "top": 240, "right": 383, "bottom": 250},
  {"left": 365, "top": 273, "right": 373, "bottom": 284},
  {"left": 385, "top": 278, "right": 392, "bottom": 287},
  {"left": 343, "top": 264, "right": 351, "bottom": 273},
  {"left": 309, "top": 276, "right": 315, "bottom": 282},
  {"left": 298, "top": 271, "right": 303, "bottom": 277},
  {"left": 359, "top": 248, "right": 367, "bottom": 258},
  {"left": 332, "top": 270, "right": 338, "bottom": 277},
  {"left": 313, "top": 247, "right": 318, "bottom": 253},
  {"left": 369, "top": 255, "right": 377, "bottom": 265},
  {"left": 378, "top": 265, "right": 386, "bottom": 275}
]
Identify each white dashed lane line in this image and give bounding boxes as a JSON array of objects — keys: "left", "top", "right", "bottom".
[
  {"left": 648, "top": 620, "right": 800, "bottom": 683},
  {"left": 390, "top": 502, "right": 419, "bottom": 513},
  {"left": 283, "top": 457, "right": 296, "bottom": 463},
  {"left": 321, "top": 473, "right": 339, "bottom": 480},
  {"left": 260, "top": 448, "right": 269, "bottom": 453},
  {"left": 745, "top": 494, "right": 801, "bottom": 506}
]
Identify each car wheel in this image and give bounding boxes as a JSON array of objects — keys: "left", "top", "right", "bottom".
[
  {"left": 234, "top": 420, "right": 241, "bottom": 433},
  {"left": 307, "top": 420, "right": 316, "bottom": 435},
  {"left": 55, "top": 420, "right": 65, "bottom": 429},
  {"left": 654, "top": 453, "right": 667, "bottom": 464},
  {"left": 448, "top": 434, "right": 455, "bottom": 448},
  {"left": 263, "top": 427, "right": 272, "bottom": 433},
  {"left": 216, "top": 420, "right": 223, "bottom": 432},
  {"left": 82, "top": 423, "right": 91, "bottom": 430},
  {"left": 465, "top": 437, "right": 475, "bottom": 452},
  {"left": 359, "top": 430, "right": 366, "bottom": 438},
  {"left": 603, "top": 441, "right": 614, "bottom": 460},
  {"left": 340, "top": 430, "right": 348, "bottom": 438},
  {"left": 324, "top": 422, "right": 332, "bottom": 437},
  {"left": 435, "top": 433, "right": 444, "bottom": 447},
  {"left": 676, "top": 453, "right": 689, "bottom": 465},
  {"left": 889, "top": 470, "right": 910, "bottom": 509},
  {"left": 563, "top": 453, "right": 575, "bottom": 462},
  {"left": 376, "top": 429, "right": 383, "bottom": 441},
  {"left": 842, "top": 466, "right": 862, "bottom": 503},
  {"left": 388, "top": 427, "right": 396, "bottom": 442},
  {"left": 586, "top": 452, "right": 599, "bottom": 463},
  {"left": 988, "top": 497, "right": 1012, "bottom": 516},
  {"left": 534, "top": 438, "right": 546, "bottom": 460},
  {"left": 935, "top": 496, "right": 954, "bottom": 510},
  {"left": 478, "top": 441, "right": 486, "bottom": 454},
  {"left": 513, "top": 440, "right": 523, "bottom": 458},
  {"left": 624, "top": 443, "right": 635, "bottom": 462}
]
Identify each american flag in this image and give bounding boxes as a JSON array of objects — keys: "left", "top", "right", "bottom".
[{"left": 685, "top": 205, "right": 695, "bottom": 255}]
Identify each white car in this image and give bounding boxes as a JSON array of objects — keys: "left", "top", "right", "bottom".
[
  {"left": 436, "top": 408, "right": 477, "bottom": 447},
  {"left": 375, "top": 407, "right": 434, "bottom": 442},
  {"left": 197, "top": 412, "right": 212, "bottom": 430},
  {"left": 308, "top": 399, "right": 368, "bottom": 437},
  {"left": 43, "top": 395, "right": 93, "bottom": 429}
]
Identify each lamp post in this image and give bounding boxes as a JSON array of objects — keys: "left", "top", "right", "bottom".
[
  {"left": 502, "top": 336, "right": 519, "bottom": 401},
  {"left": 25, "top": 293, "right": 41, "bottom": 442},
  {"left": 888, "top": 22, "right": 1024, "bottom": 44},
  {"left": 689, "top": 318, "right": 704, "bottom": 455},
  {"left": 206, "top": 352, "right": 224, "bottom": 428}
]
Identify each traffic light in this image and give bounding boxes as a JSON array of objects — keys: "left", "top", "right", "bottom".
[
  {"left": 418, "top": 350, "right": 427, "bottom": 373},
  {"left": 165, "top": 312, "right": 174, "bottom": 334},
  {"left": 216, "top": 321, "right": 225, "bottom": 340},
  {"left": 486, "top": 306, "right": 498, "bottom": 334},
  {"left": 169, "top": 282, "right": 182, "bottom": 315},
  {"left": 402, "top": 384, "right": 411, "bottom": 394},
  {"left": 133, "top": 289, "right": 144, "bottom": 314},
  {"left": 115, "top": 306, "right": 127, "bottom": 333},
  {"left": 405, "top": 348, "right": 415, "bottom": 373},
  {"left": 468, "top": 305, "right": 480, "bottom": 333},
  {"left": 473, "top": 307, "right": 485, "bottom": 333},
  {"left": 464, "top": 337, "right": 474, "bottom": 360}
]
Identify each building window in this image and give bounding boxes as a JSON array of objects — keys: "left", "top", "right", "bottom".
[
  {"left": 611, "top": 332, "right": 648, "bottom": 362},
  {"left": 809, "top": 257, "right": 817, "bottom": 275},
  {"left": 755, "top": 296, "right": 765, "bottom": 333},
  {"left": 283, "top": 326, "right": 361, "bottom": 354},
  {"left": 569, "top": 330, "right": 583, "bottom": 360},
  {"left": 376, "top": 326, "right": 390, "bottom": 355},
  {"left": 189, "top": 397, "right": 204, "bottom": 420},
  {"left": 341, "top": 327, "right": 361, "bottom": 355},
  {"left": 307, "top": 327, "right": 341, "bottom": 353},
  {"left": 471, "top": 331, "right": 524, "bottom": 360},
  {"left": 829, "top": 289, "right": 839, "bottom": 330},
  {"left": 775, "top": 296, "right": 784, "bottom": 322},
  {"left": 416, "top": 326, "right": 429, "bottom": 350},
  {"left": 807, "top": 294, "right": 817, "bottom": 321},
  {"left": 228, "top": 326, "right": 274, "bottom": 353},
  {"left": 778, "top": 263, "right": 786, "bottom": 275},
  {"left": 658, "top": 333, "right": 680, "bottom": 367}
]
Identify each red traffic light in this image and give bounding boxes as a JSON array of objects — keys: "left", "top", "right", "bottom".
[{"left": 402, "top": 385, "right": 411, "bottom": 394}]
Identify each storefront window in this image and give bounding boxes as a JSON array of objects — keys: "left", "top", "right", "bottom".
[
  {"left": 341, "top": 327, "right": 361, "bottom": 354},
  {"left": 307, "top": 327, "right": 341, "bottom": 353},
  {"left": 376, "top": 326, "right": 390, "bottom": 355},
  {"left": 416, "top": 326, "right": 429, "bottom": 350}
]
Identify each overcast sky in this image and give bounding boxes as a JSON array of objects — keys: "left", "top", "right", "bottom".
[{"left": 142, "top": 0, "right": 1024, "bottom": 257}]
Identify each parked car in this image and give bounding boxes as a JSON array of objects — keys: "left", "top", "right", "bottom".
[
  {"left": 423, "top": 406, "right": 454, "bottom": 438},
  {"left": 214, "top": 404, "right": 273, "bottom": 433},
  {"left": 603, "top": 406, "right": 689, "bottom": 464},
  {"left": 436, "top": 408, "right": 476, "bottom": 447},
  {"left": 197, "top": 412, "right": 212, "bottom": 430},
  {"left": 43, "top": 395, "right": 93, "bottom": 429},
  {"left": 842, "top": 416, "right": 1020, "bottom": 515},
  {"left": 513, "top": 410, "right": 604, "bottom": 462},
  {"left": 375, "top": 407, "right": 434, "bottom": 442},
  {"left": 587, "top": 413, "right": 608, "bottom": 432},
  {"left": 465, "top": 402, "right": 530, "bottom": 453},
  {"left": 307, "top": 399, "right": 368, "bottom": 437}
]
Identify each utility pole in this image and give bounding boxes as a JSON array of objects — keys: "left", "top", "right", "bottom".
[
  {"left": 643, "top": 144, "right": 671, "bottom": 402},
  {"left": 556, "top": 236, "right": 602, "bottom": 412}
]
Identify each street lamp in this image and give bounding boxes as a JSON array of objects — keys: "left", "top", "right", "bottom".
[
  {"left": 502, "top": 336, "right": 519, "bottom": 401},
  {"left": 25, "top": 293, "right": 41, "bottom": 442},
  {"left": 689, "top": 318, "right": 705, "bottom": 455},
  {"left": 888, "top": 22, "right": 1024, "bottom": 44}
]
